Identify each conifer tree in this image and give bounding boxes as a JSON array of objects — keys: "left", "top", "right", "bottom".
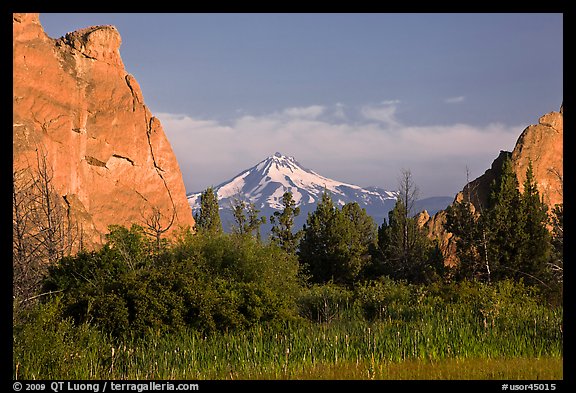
[
  {"left": 298, "top": 191, "right": 339, "bottom": 283},
  {"left": 445, "top": 200, "right": 488, "bottom": 281},
  {"left": 194, "top": 187, "right": 222, "bottom": 235},
  {"left": 270, "top": 191, "right": 302, "bottom": 254},
  {"left": 247, "top": 202, "right": 266, "bottom": 242},
  {"left": 336, "top": 202, "right": 377, "bottom": 283},
  {"left": 374, "top": 170, "right": 435, "bottom": 283},
  {"left": 518, "top": 160, "right": 551, "bottom": 285},
  {"left": 299, "top": 192, "right": 378, "bottom": 285},
  {"left": 231, "top": 197, "right": 247, "bottom": 235},
  {"left": 484, "top": 157, "right": 525, "bottom": 281},
  {"left": 231, "top": 196, "right": 266, "bottom": 241},
  {"left": 377, "top": 199, "right": 432, "bottom": 283}
]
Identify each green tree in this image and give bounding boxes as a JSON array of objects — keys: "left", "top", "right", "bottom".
[
  {"left": 518, "top": 161, "right": 551, "bottom": 286},
  {"left": 44, "top": 226, "right": 303, "bottom": 337},
  {"left": 231, "top": 197, "right": 248, "bottom": 235},
  {"left": 269, "top": 191, "right": 302, "bottom": 254},
  {"left": 298, "top": 191, "right": 340, "bottom": 284},
  {"left": 445, "top": 200, "right": 490, "bottom": 281},
  {"left": 374, "top": 170, "right": 436, "bottom": 283},
  {"left": 299, "top": 192, "right": 377, "bottom": 285},
  {"left": 231, "top": 197, "right": 266, "bottom": 241},
  {"left": 549, "top": 203, "right": 563, "bottom": 283},
  {"left": 247, "top": 203, "right": 266, "bottom": 242},
  {"left": 485, "top": 157, "right": 526, "bottom": 281},
  {"left": 334, "top": 202, "right": 377, "bottom": 284},
  {"left": 194, "top": 187, "right": 222, "bottom": 235},
  {"left": 377, "top": 200, "right": 433, "bottom": 283}
]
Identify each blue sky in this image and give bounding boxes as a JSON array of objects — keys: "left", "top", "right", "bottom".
[{"left": 39, "top": 13, "right": 563, "bottom": 198}]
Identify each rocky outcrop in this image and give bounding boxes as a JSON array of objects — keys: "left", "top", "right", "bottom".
[
  {"left": 418, "top": 105, "right": 563, "bottom": 267},
  {"left": 452, "top": 106, "right": 563, "bottom": 211},
  {"left": 511, "top": 106, "right": 563, "bottom": 208},
  {"left": 13, "top": 13, "right": 194, "bottom": 248}
]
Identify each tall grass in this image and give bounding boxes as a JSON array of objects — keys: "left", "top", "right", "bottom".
[{"left": 13, "top": 296, "right": 562, "bottom": 380}]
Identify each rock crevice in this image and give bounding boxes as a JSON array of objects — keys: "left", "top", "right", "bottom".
[{"left": 13, "top": 13, "right": 194, "bottom": 248}]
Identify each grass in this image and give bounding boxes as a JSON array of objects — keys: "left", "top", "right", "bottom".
[
  {"left": 259, "top": 357, "right": 563, "bottom": 380},
  {"left": 13, "top": 278, "right": 563, "bottom": 380},
  {"left": 14, "top": 304, "right": 562, "bottom": 380}
]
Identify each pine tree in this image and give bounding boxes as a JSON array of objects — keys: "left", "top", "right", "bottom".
[
  {"left": 518, "top": 160, "right": 551, "bottom": 285},
  {"left": 373, "top": 170, "right": 435, "bottom": 283},
  {"left": 298, "top": 190, "right": 339, "bottom": 283},
  {"left": 377, "top": 199, "right": 432, "bottom": 283},
  {"left": 445, "top": 200, "right": 488, "bottom": 281},
  {"left": 247, "top": 202, "right": 266, "bottom": 242},
  {"left": 231, "top": 197, "right": 249, "bottom": 235},
  {"left": 231, "top": 196, "right": 266, "bottom": 240},
  {"left": 299, "top": 192, "right": 378, "bottom": 285},
  {"left": 485, "top": 157, "right": 525, "bottom": 281},
  {"left": 194, "top": 187, "right": 222, "bottom": 235},
  {"left": 337, "top": 202, "right": 377, "bottom": 283},
  {"left": 270, "top": 191, "right": 302, "bottom": 254}
]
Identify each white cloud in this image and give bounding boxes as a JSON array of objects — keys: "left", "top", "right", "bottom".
[
  {"left": 282, "top": 105, "right": 325, "bottom": 119},
  {"left": 445, "top": 96, "right": 466, "bottom": 104},
  {"left": 333, "top": 102, "right": 346, "bottom": 119},
  {"left": 360, "top": 102, "right": 400, "bottom": 128},
  {"left": 157, "top": 105, "right": 523, "bottom": 197}
]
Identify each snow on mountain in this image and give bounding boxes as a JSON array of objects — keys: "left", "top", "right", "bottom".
[{"left": 187, "top": 153, "right": 450, "bottom": 233}]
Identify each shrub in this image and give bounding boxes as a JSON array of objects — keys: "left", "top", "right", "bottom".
[
  {"left": 43, "top": 227, "right": 303, "bottom": 337},
  {"left": 354, "top": 277, "right": 413, "bottom": 321},
  {"left": 298, "top": 282, "right": 354, "bottom": 323}
]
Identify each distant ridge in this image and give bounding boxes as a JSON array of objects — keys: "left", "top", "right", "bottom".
[{"left": 188, "top": 153, "right": 452, "bottom": 234}]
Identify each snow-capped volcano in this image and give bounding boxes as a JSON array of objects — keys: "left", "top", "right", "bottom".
[
  {"left": 189, "top": 152, "right": 397, "bottom": 210},
  {"left": 187, "top": 152, "right": 400, "bottom": 233},
  {"left": 188, "top": 153, "right": 453, "bottom": 233}
]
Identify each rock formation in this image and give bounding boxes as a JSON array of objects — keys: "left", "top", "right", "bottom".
[
  {"left": 13, "top": 13, "right": 194, "bottom": 248},
  {"left": 511, "top": 105, "right": 563, "bottom": 208},
  {"left": 417, "top": 104, "right": 563, "bottom": 267}
]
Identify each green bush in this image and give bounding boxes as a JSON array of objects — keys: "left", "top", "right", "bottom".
[
  {"left": 13, "top": 297, "right": 107, "bottom": 379},
  {"left": 354, "top": 277, "right": 413, "bottom": 321},
  {"left": 43, "top": 227, "right": 303, "bottom": 338},
  {"left": 298, "top": 282, "right": 354, "bottom": 323}
]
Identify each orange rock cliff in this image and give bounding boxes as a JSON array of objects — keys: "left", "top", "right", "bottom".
[
  {"left": 13, "top": 13, "right": 195, "bottom": 248},
  {"left": 417, "top": 104, "right": 563, "bottom": 267}
]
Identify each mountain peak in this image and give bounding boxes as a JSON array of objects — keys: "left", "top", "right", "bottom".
[
  {"left": 268, "top": 152, "right": 298, "bottom": 165},
  {"left": 187, "top": 153, "right": 450, "bottom": 234},
  {"left": 189, "top": 153, "right": 397, "bottom": 212}
]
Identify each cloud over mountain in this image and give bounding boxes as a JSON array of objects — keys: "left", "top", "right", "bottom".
[{"left": 157, "top": 103, "right": 522, "bottom": 198}]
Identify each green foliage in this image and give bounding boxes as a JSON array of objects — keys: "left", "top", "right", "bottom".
[
  {"left": 354, "top": 277, "right": 412, "bottom": 321},
  {"left": 231, "top": 198, "right": 266, "bottom": 241},
  {"left": 485, "top": 157, "right": 525, "bottom": 281},
  {"left": 13, "top": 297, "right": 106, "bottom": 380},
  {"left": 298, "top": 191, "right": 339, "bottom": 283},
  {"left": 43, "top": 226, "right": 302, "bottom": 338},
  {"left": 270, "top": 191, "right": 302, "bottom": 254},
  {"left": 445, "top": 158, "right": 557, "bottom": 292},
  {"left": 518, "top": 161, "right": 552, "bottom": 285},
  {"left": 445, "top": 201, "right": 489, "bottom": 281},
  {"left": 299, "top": 192, "right": 377, "bottom": 285},
  {"left": 14, "top": 278, "right": 562, "bottom": 379},
  {"left": 194, "top": 187, "right": 223, "bottom": 235},
  {"left": 374, "top": 200, "right": 437, "bottom": 283},
  {"left": 298, "top": 282, "right": 354, "bottom": 323}
]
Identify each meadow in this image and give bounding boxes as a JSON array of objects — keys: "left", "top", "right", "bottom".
[{"left": 13, "top": 279, "right": 562, "bottom": 380}]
